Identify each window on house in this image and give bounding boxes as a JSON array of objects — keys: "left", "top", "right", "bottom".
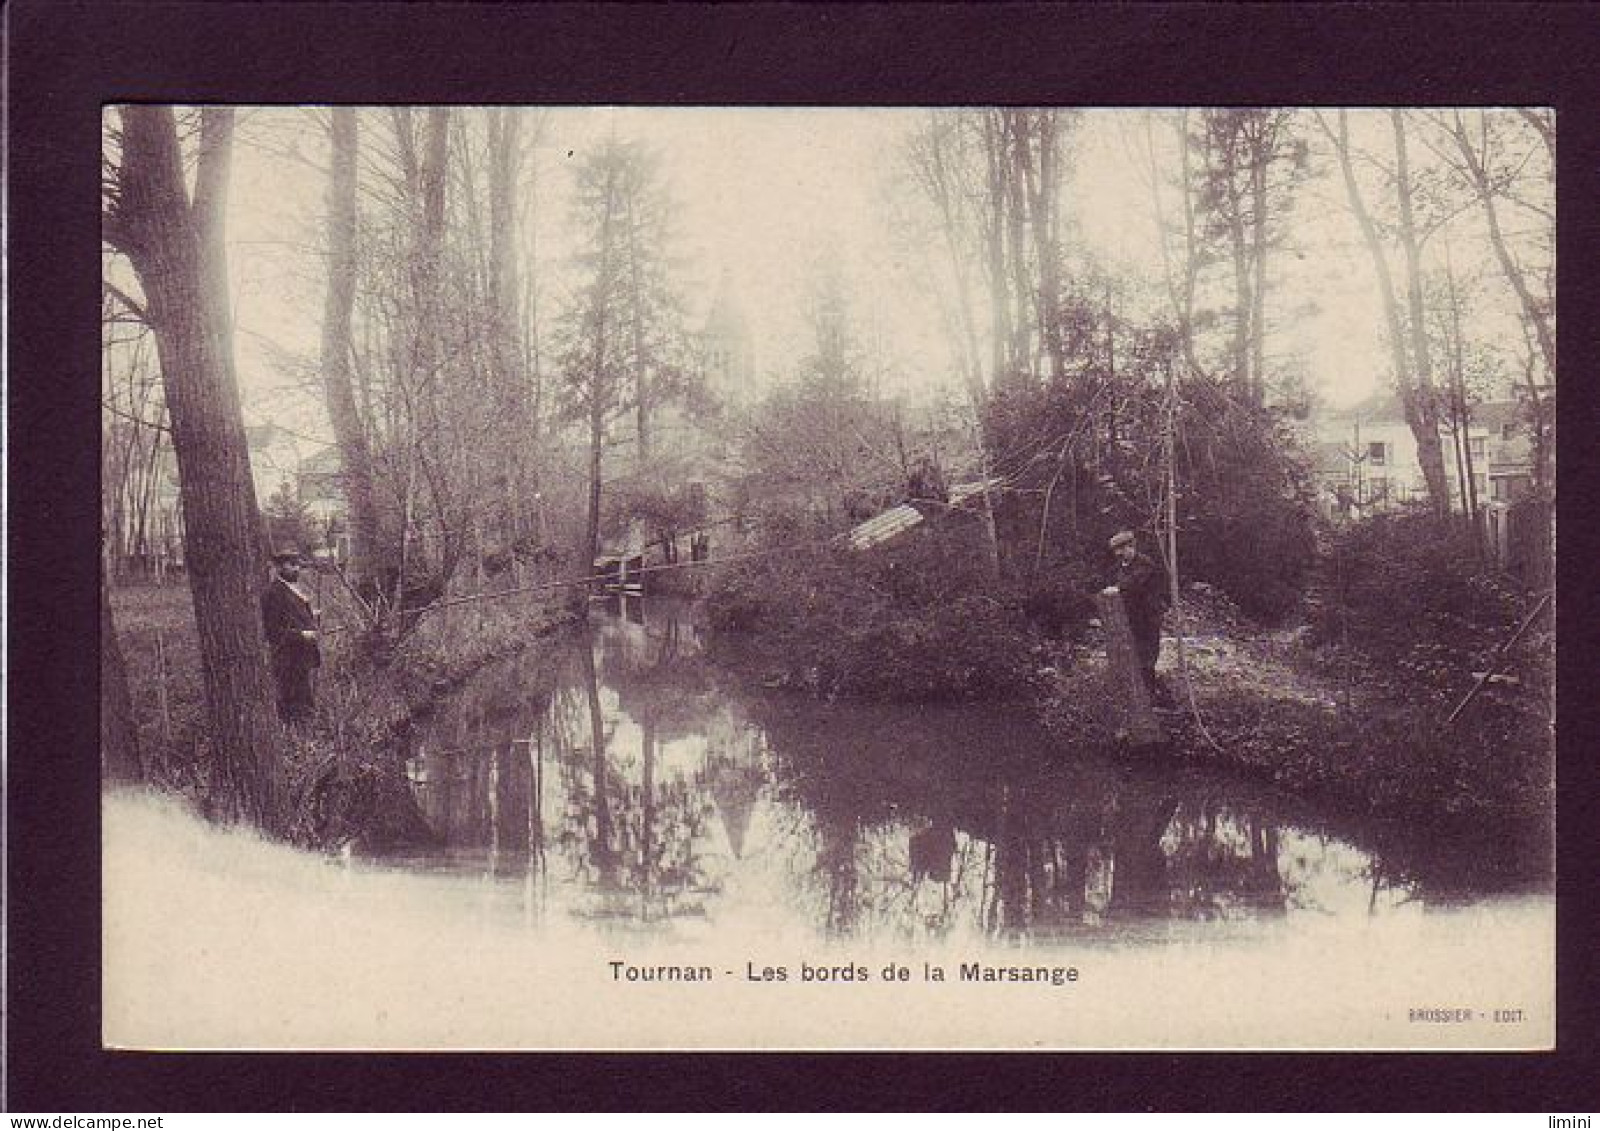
[
  {"left": 1501, "top": 422, "right": 1517, "bottom": 441},
  {"left": 1367, "top": 476, "right": 1388, "bottom": 501},
  {"left": 1491, "top": 477, "right": 1509, "bottom": 502},
  {"left": 1468, "top": 437, "right": 1487, "bottom": 460},
  {"left": 1367, "top": 441, "right": 1386, "bottom": 466}
]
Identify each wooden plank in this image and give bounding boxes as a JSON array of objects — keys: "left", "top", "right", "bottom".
[
  {"left": 848, "top": 504, "right": 924, "bottom": 550},
  {"left": 1096, "top": 589, "right": 1165, "bottom": 746},
  {"left": 845, "top": 478, "right": 1000, "bottom": 551}
]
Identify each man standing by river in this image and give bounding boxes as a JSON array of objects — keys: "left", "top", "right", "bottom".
[
  {"left": 1102, "top": 529, "right": 1171, "bottom": 708},
  {"left": 261, "top": 549, "right": 321, "bottom": 725}
]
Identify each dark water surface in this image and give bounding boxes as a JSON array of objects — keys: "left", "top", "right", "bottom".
[{"left": 386, "top": 599, "right": 1548, "bottom": 949}]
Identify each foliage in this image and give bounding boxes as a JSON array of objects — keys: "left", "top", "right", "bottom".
[
  {"left": 730, "top": 372, "right": 905, "bottom": 529},
  {"left": 263, "top": 479, "right": 317, "bottom": 555},
  {"left": 1157, "top": 688, "right": 1550, "bottom": 825},
  {"left": 728, "top": 262, "right": 910, "bottom": 528},
  {"left": 986, "top": 362, "right": 1318, "bottom": 624},
  {"left": 1308, "top": 513, "right": 1539, "bottom": 681},
  {"left": 706, "top": 523, "right": 1034, "bottom": 702}
]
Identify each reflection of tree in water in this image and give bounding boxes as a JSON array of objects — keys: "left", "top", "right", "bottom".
[
  {"left": 1161, "top": 799, "right": 1290, "bottom": 920},
  {"left": 410, "top": 643, "right": 565, "bottom": 867},
  {"left": 751, "top": 699, "right": 1031, "bottom": 941},
  {"left": 549, "top": 606, "right": 726, "bottom": 924},
  {"left": 597, "top": 599, "right": 722, "bottom": 743},
  {"left": 979, "top": 767, "right": 1180, "bottom": 939},
  {"left": 745, "top": 695, "right": 1420, "bottom": 942},
  {"left": 407, "top": 604, "right": 1458, "bottom": 939}
]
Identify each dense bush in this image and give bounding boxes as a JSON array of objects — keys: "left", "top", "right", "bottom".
[
  {"left": 985, "top": 371, "right": 1318, "bottom": 625},
  {"left": 705, "top": 521, "right": 1036, "bottom": 701},
  {"left": 1309, "top": 514, "right": 1544, "bottom": 697}
]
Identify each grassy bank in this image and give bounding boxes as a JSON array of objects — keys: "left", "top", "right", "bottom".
[
  {"left": 108, "top": 577, "right": 577, "bottom": 848},
  {"left": 1038, "top": 589, "right": 1553, "bottom": 832}
]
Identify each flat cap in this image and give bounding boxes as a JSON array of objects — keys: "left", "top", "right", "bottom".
[{"left": 1108, "top": 530, "right": 1136, "bottom": 550}]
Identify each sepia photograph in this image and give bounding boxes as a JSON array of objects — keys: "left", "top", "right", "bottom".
[{"left": 98, "top": 104, "right": 1555, "bottom": 1051}]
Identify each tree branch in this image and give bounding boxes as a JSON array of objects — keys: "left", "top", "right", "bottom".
[{"left": 102, "top": 280, "right": 149, "bottom": 323}]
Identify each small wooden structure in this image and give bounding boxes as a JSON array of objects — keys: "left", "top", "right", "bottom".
[
  {"left": 846, "top": 478, "right": 999, "bottom": 551},
  {"left": 1095, "top": 589, "right": 1165, "bottom": 746},
  {"left": 593, "top": 552, "right": 645, "bottom": 597}
]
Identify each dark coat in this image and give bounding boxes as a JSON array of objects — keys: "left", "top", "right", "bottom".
[
  {"left": 261, "top": 575, "right": 321, "bottom": 669},
  {"left": 1114, "top": 550, "right": 1170, "bottom": 635}
]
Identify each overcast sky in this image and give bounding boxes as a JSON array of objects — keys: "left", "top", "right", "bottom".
[{"left": 215, "top": 106, "right": 1541, "bottom": 475}]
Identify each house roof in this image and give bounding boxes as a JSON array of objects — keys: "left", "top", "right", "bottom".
[
  {"left": 1473, "top": 400, "right": 1522, "bottom": 430},
  {"left": 1324, "top": 392, "right": 1405, "bottom": 423},
  {"left": 299, "top": 446, "right": 342, "bottom": 477},
  {"left": 1310, "top": 440, "right": 1350, "bottom": 476},
  {"left": 1323, "top": 394, "right": 1525, "bottom": 434}
]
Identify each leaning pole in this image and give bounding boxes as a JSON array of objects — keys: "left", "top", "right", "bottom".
[{"left": 1096, "top": 589, "right": 1165, "bottom": 747}]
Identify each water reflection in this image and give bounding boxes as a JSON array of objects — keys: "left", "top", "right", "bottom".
[{"left": 399, "top": 599, "right": 1531, "bottom": 947}]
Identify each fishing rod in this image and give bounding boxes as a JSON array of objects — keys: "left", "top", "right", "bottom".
[
  {"left": 316, "top": 531, "right": 851, "bottom": 636},
  {"left": 1441, "top": 590, "right": 1552, "bottom": 729},
  {"left": 317, "top": 477, "right": 1024, "bottom": 636}
]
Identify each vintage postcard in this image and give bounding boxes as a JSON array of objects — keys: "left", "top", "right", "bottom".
[{"left": 99, "top": 104, "right": 1555, "bottom": 1051}]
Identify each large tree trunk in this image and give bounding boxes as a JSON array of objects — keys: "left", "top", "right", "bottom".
[
  {"left": 626, "top": 183, "right": 651, "bottom": 465},
  {"left": 1391, "top": 111, "right": 1452, "bottom": 517},
  {"left": 320, "top": 108, "right": 387, "bottom": 599},
  {"left": 100, "top": 575, "right": 143, "bottom": 786},
  {"left": 1003, "top": 111, "right": 1034, "bottom": 381},
  {"left": 584, "top": 404, "right": 605, "bottom": 596},
  {"left": 1324, "top": 110, "right": 1451, "bottom": 515},
  {"left": 488, "top": 108, "right": 533, "bottom": 536},
  {"left": 1248, "top": 144, "right": 1270, "bottom": 406},
  {"left": 981, "top": 112, "right": 1014, "bottom": 388},
  {"left": 400, "top": 108, "right": 453, "bottom": 598},
  {"left": 107, "top": 106, "right": 284, "bottom": 826},
  {"left": 1450, "top": 110, "right": 1556, "bottom": 382}
]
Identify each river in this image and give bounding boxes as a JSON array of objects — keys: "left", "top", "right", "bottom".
[{"left": 102, "top": 598, "right": 1555, "bottom": 1050}]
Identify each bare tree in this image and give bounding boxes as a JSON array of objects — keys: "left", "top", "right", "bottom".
[
  {"left": 103, "top": 105, "right": 285, "bottom": 825},
  {"left": 1318, "top": 109, "right": 1451, "bottom": 516},
  {"left": 1191, "top": 109, "right": 1308, "bottom": 405},
  {"left": 320, "top": 107, "right": 389, "bottom": 605},
  {"left": 100, "top": 573, "right": 144, "bottom": 785},
  {"left": 1428, "top": 108, "right": 1555, "bottom": 497},
  {"left": 1438, "top": 109, "right": 1555, "bottom": 381}
]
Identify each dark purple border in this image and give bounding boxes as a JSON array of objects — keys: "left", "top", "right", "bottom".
[{"left": 7, "top": 0, "right": 1599, "bottom": 1113}]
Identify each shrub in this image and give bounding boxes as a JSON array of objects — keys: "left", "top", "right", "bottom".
[
  {"left": 1310, "top": 514, "right": 1536, "bottom": 681},
  {"left": 705, "top": 522, "right": 1034, "bottom": 701},
  {"left": 985, "top": 371, "right": 1318, "bottom": 626}
]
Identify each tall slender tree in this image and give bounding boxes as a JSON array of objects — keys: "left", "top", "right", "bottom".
[
  {"left": 554, "top": 138, "right": 684, "bottom": 590},
  {"left": 1318, "top": 109, "right": 1452, "bottom": 515},
  {"left": 102, "top": 106, "right": 284, "bottom": 824},
  {"left": 1191, "top": 109, "right": 1308, "bottom": 405},
  {"left": 100, "top": 573, "right": 144, "bottom": 785},
  {"left": 319, "top": 107, "right": 389, "bottom": 605}
]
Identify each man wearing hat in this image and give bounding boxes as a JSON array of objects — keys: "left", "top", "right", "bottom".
[
  {"left": 1102, "top": 530, "right": 1171, "bottom": 707},
  {"left": 261, "top": 549, "right": 321, "bottom": 725}
]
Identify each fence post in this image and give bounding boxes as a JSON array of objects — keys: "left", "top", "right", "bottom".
[
  {"left": 1095, "top": 589, "right": 1165, "bottom": 746},
  {"left": 154, "top": 626, "right": 173, "bottom": 745}
]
